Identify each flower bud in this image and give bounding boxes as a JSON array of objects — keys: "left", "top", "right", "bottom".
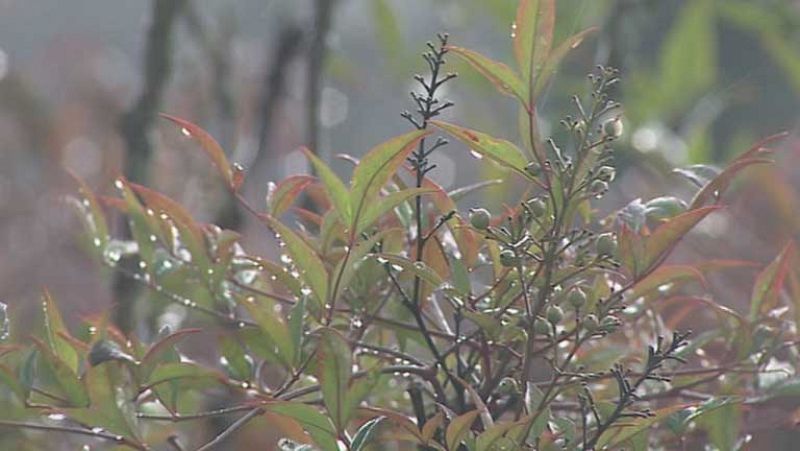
[
  {"left": 602, "top": 117, "right": 624, "bottom": 139},
  {"left": 582, "top": 314, "right": 599, "bottom": 332},
  {"left": 567, "top": 288, "right": 587, "bottom": 309},
  {"left": 595, "top": 233, "right": 617, "bottom": 257},
  {"left": 526, "top": 198, "right": 547, "bottom": 218},
  {"left": 469, "top": 208, "right": 492, "bottom": 230},
  {"left": 499, "top": 249, "right": 519, "bottom": 267},
  {"left": 596, "top": 165, "right": 616, "bottom": 182},
  {"left": 590, "top": 180, "right": 608, "bottom": 195},
  {"left": 533, "top": 318, "right": 552, "bottom": 335},
  {"left": 546, "top": 305, "right": 564, "bottom": 324}
]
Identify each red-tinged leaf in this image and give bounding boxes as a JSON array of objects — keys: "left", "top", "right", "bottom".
[
  {"left": 355, "top": 187, "right": 435, "bottom": 234},
  {"left": 130, "top": 183, "right": 210, "bottom": 271},
  {"left": 627, "top": 265, "right": 707, "bottom": 300},
  {"left": 350, "top": 130, "right": 429, "bottom": 233},
  {"left": 140, "top": 328, "right": 201, "bottom": 378},
  {"left": 737, "top": 131, "right": 789, "bottom": 161},
  {"left": 260, "top": 215, "right": 329, "bottom": 305},
  {"left": 446, "top": 410, "right": 480, "bottom": 450},
  {"left": 513, "top": 0, "right": 555, "bottom": 85},
  {"left": 617, "top": 224, "right": 645, "bottom": 277},
  {"left": 640, "top": 206, "right": 721, "bottom": 278},
  {"left": 421, "top": 411, "right": 445, "bottom": 443},
  {"left": 689, "top": 157, "right": 773, "bottom": 209},
  {"left": 303, "top": 148, "right": 352, "bottom": 224},
  {"left": 267, "top": 402, "right": 339, "bottom": 451},
  {"left": 532, "top": 27, "right": 598, "bottom": 98},
  {"left": 0, "top": 364, "right": 26, "bottom": 402},
  {"left": 316, "top": 327, "right": 352, "bottom": 432},
  {"left": 749, "top": 241, "right": 796, "bottom": 320},
  {"left": 66, "top": 169, "right": 109, "bottom": 251},
  {"left": 431, "top": 121, "right": 529, "bottom": 176},
  {"left": 41, "top": 290, "right": 79, "bottom": 374},
  {"left": 160, "top": 113, "right": 235, "bottom": 189},
  {"left": 361, "top": 406, "right": 426, "bottom": 443},
  {"left": 115, "top": 177, "right": 159, "bottom": 265},
  {"left": 448, "top": 46, "right": 527, "bottom": 106},
  {"left": 267, "top": 175, "right": 316, "bottom": 216},
  {"left": 694, "top": 259, "right": 760, "bottom": 274},
  {"left": 146, "top": 362, "right": 220, "bottom": 388},
  {"left": 334, "top": 228, "right": 404, "bottom": 297},
  {"left": 662, "top": 296, "right": 745, "bottom": 327}
]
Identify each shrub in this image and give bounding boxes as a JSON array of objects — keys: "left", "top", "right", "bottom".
[{"left": 0, "top": 1, "right": 794, "bottom": 450}]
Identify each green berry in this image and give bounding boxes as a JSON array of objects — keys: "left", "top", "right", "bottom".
[
  {"left": 596, "top": 165, "right": 616, "bottom": 182},
  {"left": 583, "top": 314, "right": 599, "bottom": 332},
  {"left": 469, "top": 208, "right": 492, "bottom": 230},
  {"left": 533, "top": 318, "right": 552, "bottom": 335},
  {"left": 546, "top": 305, "right": 564, "bottom": 324},
  {"left": 499, "top": 249, "right": 519, "bottom": 267},
  {"left": 526, "top": 198, "right": 547, "bottom": 218},
  {"left": 525, "top": 162, "right": 542, "bottom": 177},
  {"left": 567, "top": 288, "right": 587, "bottom": 309},
  {"left": 595, "top": 233, "right": 617, "bottom": 257},
  {"left": 601, "top": 316, "right": 620, "bottom": 332},
  {"left": 602, "top": 117, "right": 624, "bottom": 139}
]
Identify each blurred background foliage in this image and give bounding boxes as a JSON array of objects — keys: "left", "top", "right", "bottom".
[{"left": 0, "top": 0, "right": 797, "bottom": 335}]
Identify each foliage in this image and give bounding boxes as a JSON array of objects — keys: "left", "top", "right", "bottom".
[{"left": 0, "top": 1, "right": 795, "bottom": 450}]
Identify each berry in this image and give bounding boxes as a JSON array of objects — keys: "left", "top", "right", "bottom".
[
  {"left": 596, "top": 233, "right": 617, "bottom": 257},
  {"left": 499, "top": 249, "right": 519, "bottom": 267},
  {"left": 567, "top": 288, "right": 587, "bottom": 309},
  {"left": 546, "top": 305, "right": 564, "bottom": 324},
  {"left": 526, "top": 198, "right": 547, "bottom": 218},
  {"left": 469, "top": 208, "right": 492, "bottom": 230},
  {"left": 533, "top": 318, "right": 552, "bottom": 335},
  {"left": 602, "top": 117, "right": 624, "bottom": 139},
  {"left": 583, "top": 314, "right": 599, "bottom": 332}
]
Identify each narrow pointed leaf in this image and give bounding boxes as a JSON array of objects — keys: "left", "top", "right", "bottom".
[
  {"left": 351, "top": 416, "right": 386, "bottom": 451},
  {"left": 317, "top": 328, "right": 352, "bottom": 431},
  {"left": 267, "top": 175, "right": 316, "bottom": 216},
  {"left": 446, "top": 410, "right": 480, "bottom": 451},
  {"left": 432, "top": 121, "right": 528, "bottom": 176},
  {"left": 267, "top": 403, "right": 339, "bottom": 451},
  {"left": 303, "top": 148, "right": 352, "bottom": 223},
  {"left": 640, "top": 206, "right": 721, "bottom": 278},
  {"left": 160, "top": 114, "right": 235, "bottom": 189},
  {"left": 749, "top": 241, "right": 796, "bottom": 319},
  {"left": 532, "top": 28, "right": 598, "bottom": 98},
  {"left": 41, "top": 291, "right": 79, "bottom": 374},
  {"left": 355, "top": 187, "right": 435, "bottom": 234},
  {"left": 448, "top": 46, "right": 527, "bottom": 106},
  {"left": 513, "top": 0, "right": 556, "bottom": 84}
]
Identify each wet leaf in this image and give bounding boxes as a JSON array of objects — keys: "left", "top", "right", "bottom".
[
  {"left": 446, "top": 410, "right": 480, "bottom": 450},
  {"left": 267, "top": 402, "right": 339, "bottom": 451},
  {"left": 432, "top": 121, "right": 529, "bottom": 176},
  {"left": 369, "top": 253, "right": 444, "bottom": 288},
  {"left": 304, "top": 148, "right": 352, "bottom": 224},
  {"left": 448, "top": 46, "right": 527, "bottom": 105},
  {"left": 41, "top": 291, "right": 79, "bottom": 374},
  {"left": 532, "top": 27, "right": 597, "bottom": 97},
  {"left": 88, "top": 339, "right": 138, "bottom": 367},
  {"left": 513, "top": 0, "right": 555, "bottom": 85},
  {"left": 351, "top": 415, "right": 386, "bottom": 451},
  {"left": 32, "top": 338, "right": 89, "bottom": 407},
  {"left": 749, "top": 240, "right": 796, "bottom": 320},
  {"left": 355, "top": 187, "right": 435, "bottom": 235},
  {"left": 160, "top": 114, "right": 235, "bottom": 189},
  {"left": 267, "top": 175, "right": 316, "bottom": 217},
  {"left": 317, "top": 328, "right": 352, "bottom": 431}
]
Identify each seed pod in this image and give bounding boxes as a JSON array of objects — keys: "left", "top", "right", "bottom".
[
  {"left": 595, "top": 233, "right": 617, "bottom": 257},
  {"left": 583, "top": 314, "right": 599, "bottom": 332},
  {"left": 533, "top": 318, "right": 552, "bottom": 335},
  {"left": 526, "top": 198, "right": 547, "bottom": 218},
  {"left": 596, "top": 165, "right": 616, "bottom": 182},
  {"left": 546, "top": 305, "right": 564, "bottom": 324},
  {"left": 602, "top": 117, "right": 624, "bottom": 139},
  {"left": 469, "top": 208, "right": 492, "bottom": 230},
  {"left": 499, "top": 249, "right": 519, "bottom": 267},
  {"left": 567, "top": 288, "right": 587, "bottom": 309}
]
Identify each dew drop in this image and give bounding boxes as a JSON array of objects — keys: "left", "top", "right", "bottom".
[
  {"left": 114, "top": 179, "right": 124, "bottom": 190},
  {"left": 469, "top": 149, "right": 484, "bottom": 160},
  {"left": 180, "top": 127, "right": 191, "bottom": 137}
]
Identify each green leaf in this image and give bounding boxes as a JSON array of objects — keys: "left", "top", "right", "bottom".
[
  {"left": 140, "top": 328, "right": 200, "bottom": 379},
  {"left": 242, "top": 297, "right": 295, "bottom": 368},
  {"left": 0, "top": 364, "right": 26, "bottom": 403},
  {"left": 304, "top": 148, "right": 352, "bottom": 224},
  {"left": 446, "top": 410, "right": 480, "bottom": 451},
  {"left": 267, "top": 175, "right": 316, "bottom": 216},
  {"left": 596, "top": 404, "right": 688, "bottom": 449},
  {"left": 334, "top": 228, "right": 403, "bottom": 300},
  {"left": 316, "top": 328, "right": 352, "bottom": 431},
  {"left": 351, "top": 416, "right": 386, "bottom": 451},
  {"left": 40, "top": 290, "right": 79, "bottom": 374},
  {"left": 350, "top": 130, "right": 428, "bottom": 230},
  {"left": 532, "top": 27, "right": 597, "bottom": 98},
  {"left": 160, "top": 113, "right": 235, "bottom": 189},
  {"left": 219, "top": 335, "right": 253, "bottom": 381},
  {"left": 261, "top": 216, "right": 329, "bottom": 305},
  {"left": 448, "top": 46, "right": 527, "bottom": 106},
  {"left": 33, "top": 339, "right": 89, "bottom": 407},
  {"left": 749, "top": 241, "right": 796, "bottom": 320},
  {"left": 617, "top": 198, "right": 648, "bottom": 233},
  {"left": 645, "top": 196, "right": 688, "bottom": 222},
  {"left": 524, "top": 382, "right": 549, "bottom": 440},
  {"left": 267, "top": 403, "right": 339, "bottom": 451},
  {"left": 355, "top": 187, "right": 435, "bottom": 234},
  {"left": 431, "top": 121, "right": 529, "bottom": 176},
  {"left": 513, "top": 0, "right": 555, "bottom": 86},
  {"left": 288, "top": 296, "right": 306, "bottom": 367},
  {"left": 67, "top": 170, "right": 109, "bottom": 253}
]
